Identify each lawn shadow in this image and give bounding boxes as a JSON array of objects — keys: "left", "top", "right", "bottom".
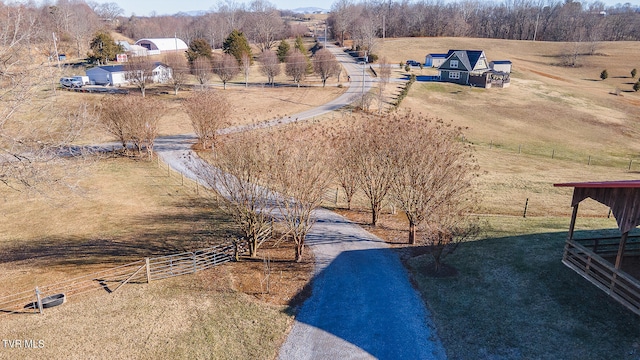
[{"left": 403, "top": 228, "right": 640, "bottom": 359}]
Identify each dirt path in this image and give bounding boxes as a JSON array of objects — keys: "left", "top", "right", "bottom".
[{"left": 154, "top": 41, "right": 447, "bottom": 359}]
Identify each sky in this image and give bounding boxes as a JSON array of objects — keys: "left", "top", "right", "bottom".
[
  {"left": 103, "top": 0, "right": 638, "bottom": 17},
  {"left": 106, "top": 0, "right": 333, "bottom": 17}
]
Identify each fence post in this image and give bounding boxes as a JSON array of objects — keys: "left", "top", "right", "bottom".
[
  {"left": 181, "top": 172, "right": 184, "bottom": 186},
  {"left": 196, "top": 180, "right": 199, "bottom": 195},
  {"left": 629, "top": 159, "right": 633, "bottom": 171},
  {"left": 518, "top": 144, "right": 521, "bottom": 154},
  {"left": 145, "top": 258, "right": 151, "bottom": 283},
  {"left": 335, "top": 187, "right": 339, "bottom": 206},
  {"left": 34, "top": 287, "right": 43, "bottom": 315},
  {"left": 193, "top": 252, "right": 197, "bottom": 273},
  {"left": 588, "top": 156, "right": 591, "bottom": 165},
  {"left": 523, "top": 198, "right": 529, "bottom": 218},
  {"left": 552, "top": 149, "right": 555, "bottom": 159},
  {"left": 489, "top": 140, "right": 492, "bottom": 149}
]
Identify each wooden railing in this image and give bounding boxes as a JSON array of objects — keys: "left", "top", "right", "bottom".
[
  {"left": 0, "top": 242, "right": 235, "bottom": 317},
  {"left": 563, "top": 239, "right": 640, "bottom": 315}
]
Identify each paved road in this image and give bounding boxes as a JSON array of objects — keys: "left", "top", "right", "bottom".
[{"left": 153, "top": 41, "right": 446, "bottom": 360}]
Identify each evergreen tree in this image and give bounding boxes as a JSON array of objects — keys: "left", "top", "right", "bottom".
[
  {"left": 223, "top": 30, "right": 253, "bottom": 64},
  {"left": 277, "top": 40, "right": 290, "bottom": 63},
  {"left": 294, "top": 35, "right": 306, "bottom": 54},
  {"left": 600, "top": 69, "right": 608, "bottom": 80},
  {"left": 634, "top": 82, "right": 640, "bottom": 92},
  {"left": 186, "top": 38, "right": 213, "bottom": 65},
  {"left": 88, "top": 32, "right": 122, "bottom": 64},
  {"left": 632, "top": 68, "right": 637, "bottom": 79}
]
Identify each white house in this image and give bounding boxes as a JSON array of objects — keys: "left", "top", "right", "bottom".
[
  {"left": 490, "top": 60, "right": 512, "bottom": 73},
  {"left": 86, "top": 65, "right": 127, "bottom": 85},
  {"left": 151, "top": 62, "right": 172, "bottom": 83},
  {"left": 425, "top": 53, "right": 447, "bottom": 68},
  {"left": 134, "top": 38, "right": 188, "bottom": 55}
]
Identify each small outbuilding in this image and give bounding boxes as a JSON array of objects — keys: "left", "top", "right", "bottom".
[
  {"left": 134, "top": 38, "right": 188, "bottom": 55},
  {"left": 151, "top": 62, "right": 172, "bottom": 83},
  {"left": 554, "top": 180, "right": 640, "bottom": 315},
  {"left": 490, "top": 60, "right": 512, "bottom": 73},
  {"left": 86, "top": 65, "right": 127, "bottom": 86},
  {"left": 425, "top": 53, "right": 447, "bottom": 68}
]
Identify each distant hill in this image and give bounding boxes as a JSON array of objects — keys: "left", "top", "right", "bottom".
[{"left": 291, "top": 7, "right": 328, "bottom": 14}]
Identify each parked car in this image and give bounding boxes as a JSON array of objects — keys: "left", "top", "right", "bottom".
[
  {"left": 406, "top": 60, "right": 421, "bottom": 66},
  {"left": 60, "top": 77, "right": 83, "bottom": 88}
]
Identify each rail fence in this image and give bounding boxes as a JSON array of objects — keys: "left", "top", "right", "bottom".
[{"left": 0, "top": 242, "right": 235, "bottom": 317}]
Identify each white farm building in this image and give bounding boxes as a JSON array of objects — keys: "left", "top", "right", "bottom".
[
  {"left": 86, "top": 65, "right": 127, "bottom": 86},
  {"left": 134, "top": 38, "right": 188, "bottom": 55}
]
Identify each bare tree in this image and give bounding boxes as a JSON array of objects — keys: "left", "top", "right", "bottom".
[
  {"left": 164, "top": 52, "right": 189, "bottom": 95},
  {"left": 335, "top": 115, "right": 397, "bottom": 226},
  {"left": 246, "top": 0, "right": 285, "bottom": 52},
  {"left": 127, "top": 97, "right": 165, "bottom": 154},
  {"left": 241, "top": 52, "right": 251, "bottom": 88},
  {"left": 99, "top": 95, "right": 165, "bottom": 155},
  {"left": 124, "top": 56, "right": 154, "bottom": 97},
  {"left": 182, "top": 90, "right": 231, "bottom": 149},
  {"left": 268, "top": 131, "right": 332, "bottom": 262},
  {"left": 313, "top": 48, "right": 341, "bottom": 87},
  {"left": 196, "top": 131, "right": 275, "bottom": 258},
  {"left": 99, "top": 96, "right": 130, "bottom": 150},
  {"left": 192, "top": 56, "right": 212, "bottom": 90},
  {"left": 212, "top": 53, "right": 240, "bottom": 89},
  {"left": 377, "top": 57, "right": 392, "bottom": 113},
  {"left": 259, "top": 49, "right": 280, "bottom": 86},
  {"left": 285, "top": 50, "right": 307, "bottom": 87},
  {"left": 332, "top": 125, "right": 359, "bottom": 210},
  {"left": 0, "top": 5, "right": 92, "bottom": 192},
  {"left": 388, "top": 113, "right": 478, "bottom": 245}
]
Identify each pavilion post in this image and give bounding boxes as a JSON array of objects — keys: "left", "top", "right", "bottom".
[
  {"left": 614, "top": 231, "right": 629, "bottom": 270},
  {"left": 568, "top": 204, "right": 579, "bottom": 241}
]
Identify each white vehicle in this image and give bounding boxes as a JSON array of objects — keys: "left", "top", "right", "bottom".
[
  {"left": 60, "top": 77, "right": 83, "bottom": 88},
  {"left": 72, "top": 75, "right": 90, "bottom": 85}
]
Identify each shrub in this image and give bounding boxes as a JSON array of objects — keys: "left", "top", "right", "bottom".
[
  {"left": 632, "top": 68, "right": 637, "bottom": 79},
  {"left": 633, "top": 81, "right": 640, "bottom": 92},
  {"left": 600, "top": 69, "right": 608, "bottom": 80}
]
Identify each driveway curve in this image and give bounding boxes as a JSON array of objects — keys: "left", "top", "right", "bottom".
[{"left": 153, "top": 41, "right": 446, "bottom": 360}]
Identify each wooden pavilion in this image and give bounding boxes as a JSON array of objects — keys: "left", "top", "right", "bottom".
[{"left": 554, "top": 180, "right": 640, "bottom": 315}]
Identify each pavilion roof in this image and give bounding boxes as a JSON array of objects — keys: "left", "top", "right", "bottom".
[{"left": 555, "top": 180, "right": 640, "bottom": 233}]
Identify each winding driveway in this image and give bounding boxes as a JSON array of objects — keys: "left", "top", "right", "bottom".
[{"left": 154, "top": 42, "right": 446, "bottom": 360}]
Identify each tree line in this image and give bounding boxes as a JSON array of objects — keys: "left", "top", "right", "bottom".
[{"left": 328, "top": 0, "right": 640, "bottom": 54}]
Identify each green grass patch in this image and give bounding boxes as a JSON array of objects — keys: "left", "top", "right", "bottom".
[{"left": 408, "top": 219, "right": 640, "bottom": 359}]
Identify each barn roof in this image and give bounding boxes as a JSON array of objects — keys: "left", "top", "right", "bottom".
[
  {"left": 555, "top": 180, "right": 640, "bottom": 233},
  {"left": 427, "top": 53, "right": 447, "bottom": 58},
  {"left": 135, "top": 38, "right": 188, "bottom": 51}
]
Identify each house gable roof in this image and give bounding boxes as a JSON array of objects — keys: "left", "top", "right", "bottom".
[{"left": 439, "top": 50, "right": 488, "bottom": 72}]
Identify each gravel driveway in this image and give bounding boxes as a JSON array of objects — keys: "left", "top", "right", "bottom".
[{"left": 277, "top": 208, "right": 446, "bottom": 360}]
